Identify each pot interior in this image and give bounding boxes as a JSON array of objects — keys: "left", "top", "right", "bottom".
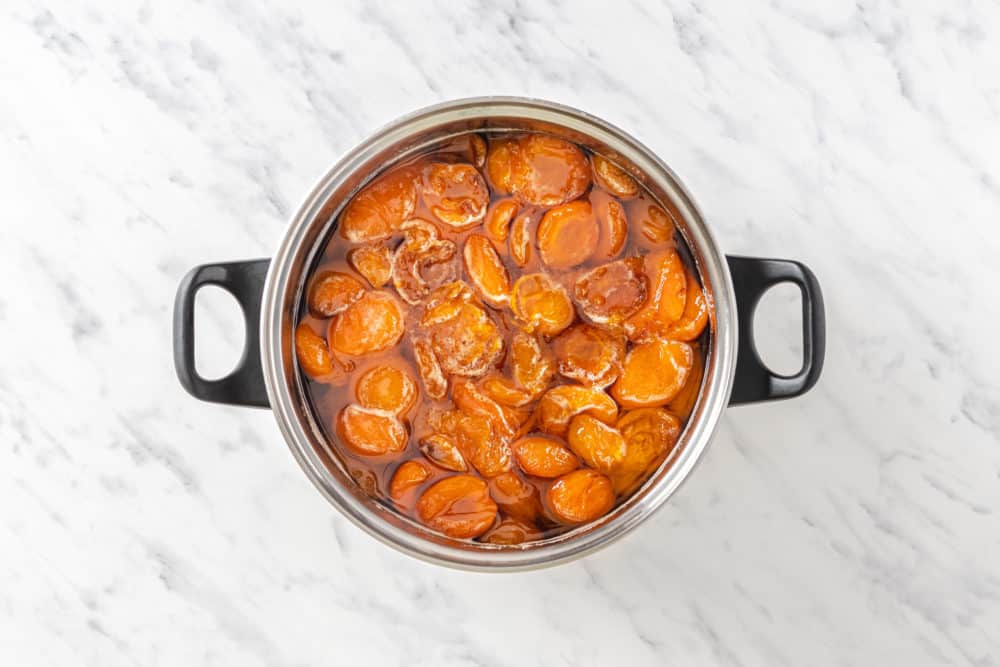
[{"left": 263, "top": 98, "right": 736, "bottom": 569}]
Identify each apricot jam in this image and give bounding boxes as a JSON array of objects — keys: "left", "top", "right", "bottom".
[{"left": 296, "top": 132, "right": 709, "bottom": 544}]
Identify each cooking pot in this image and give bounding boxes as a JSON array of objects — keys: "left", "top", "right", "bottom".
[{"left": 173, "top": 97, "right": 825, "bottom": 570}]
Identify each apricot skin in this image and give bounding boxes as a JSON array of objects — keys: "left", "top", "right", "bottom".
[{"left": 546, "top": 469, "right": 615, "bottom": 525}]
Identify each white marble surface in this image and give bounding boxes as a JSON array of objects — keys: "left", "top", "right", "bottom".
[{"left": 2, "top": 0, "right": 999, "bottom": 664}]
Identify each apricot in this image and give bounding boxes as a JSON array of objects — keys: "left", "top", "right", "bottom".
[
  {"left": 412, "top": 337, "right": 447, "bottom": 400},
  {"left": 508, "top": 134, "right": 591, "bottom": 206},
  {"left": 488, "top": 471, "right": 541, "bottom": 523},
  {"left": 482, "top": 517, "right": 542, "bottom": 545},
  {"left": 451, "top": 379, "right": 522, "bottom": 445},
  {"left": 667, "top": 348, "right": 703, "bottom": 420},
  {"left": 422, "top": 279, "right": 477, "bottom": 312},
  {"left": 546, "top": 469, "right": 615, "bottom": 524},
  {"left": 307, "top": 271, "right": 365, "bottom": 318},
  {"left": 469, "top": 134, "right": 487, "bottom": 168},
  {"left": 329, "top": 291, "right": 404, "bottom": 356},
  {"left": 347, "top": 244, "right": 393, "bottom": 288},
  {"left": 591, "top": 190, "right": 629, "bottom": 259},
  {"left": 430, "top": 408, "right": 511, "bottom": 478},
  {"left": 420, "top": 162, "right": 489, "bottom": 229},
  {"left": 295, "top": 322, "right": 336, "bottom": 380},
  {"left": 355, "top": 364, "right": 417, "bottom": 415},
  {"left": 339, "top": 166, "right": 417, "bottom": 242},
  {"left": 635, "top": 202, "right": 676, "bottom": 246},
  {"left": 512, "top": 435, "right": 579, "bottom": 478},
  {"left": 624, "top": 249, "right": 687, "bottom": 341},
  {"left": 463, "top": 234, "right": 511, "bottom": 307},
  {"left": 537, "top": 385, "right": 618, "bottom": 438},
  {"left": 592, "top": 155, "right": 639, "bottom": 199},
  {"left": 613, "top": 408, "right": 681, "bottom": 495},
  {"left": 391, "top": 220, "right": 459, "bottom": 305},
  {"left": 574, "top": 258, "right": 647, "bottom": 326},
  {"left": 482, "top": 376, "right": 533, "bottom": 408},
  {"left": 389, "top": 459, "right": 432, "bottom": 507},
  {"left": 416, "top": 475, "right": 497, "bottom": 539},
  {"left": 537, "top": 201, "right": 598, "bottom": 268},
  {"left": 509, "top": 211, "right": 533, "bottom": 268},
  {"left": 510, "top": 273, "right": 575, "bottom": 336},
  {"left": 611, "top": 340, "right": 694, "bottom": 408},
  {"left": 510, "top": 332, "right": 556, "bottom": 397},
  {"left": 551, "top": 324, "right": 625, "bottom": 388},
  {"left": 484, "top": 198, "right": 518, "bottom": 243},
  {"left": 419, "top": 434, "right": 469, "bottom": 472},
  {"left": 486, "top": 138, "right": 516, "bottom": 194},
  {"left": 566, "top": 414, "right": 627, "bottom": 474},
  {"left": 664, "top": 269, "right": 709, "bottom": 341},
  {"left": 423, "top": 298, "right": 503, "bottom": 378},
  {"left": 336, "top": 404, "right": 408, "bottom": 456}
]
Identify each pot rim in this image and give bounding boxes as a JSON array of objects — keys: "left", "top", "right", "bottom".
[{"left": 259, "top": 96, "right": 737, "bottom": 571}]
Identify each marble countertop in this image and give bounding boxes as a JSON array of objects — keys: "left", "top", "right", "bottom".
[{"left": 2, "top": 1, "right": 998, "bottom": 665}]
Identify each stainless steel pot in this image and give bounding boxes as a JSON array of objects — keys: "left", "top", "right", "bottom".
[{"left": 173, "top": 97, "right": 825, "bottom": 571}]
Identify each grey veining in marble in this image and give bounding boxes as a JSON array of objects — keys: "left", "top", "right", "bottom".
[{"left": 1, "top": 1, "right": 998, "bottom": 665}]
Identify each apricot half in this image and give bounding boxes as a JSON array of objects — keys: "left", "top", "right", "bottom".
[
  {"left": 566, "top": 414, "right": 627, "bottom": 474},
  {"left": 391, "top": 220, "right": 459, "bottom": 305},
  {"left": 508, "top": 211, "right": 534, "bottom": 268},
  {"left": 329, "top": 291, "right": 404, "bottom": 356},
  {"left": 389, "top": 459, "right": 432, "bottom": 508},
  {"left": 417, "top": 475, "right": 497, "bottom": 539},
  {"left": 510, "top": 332, "right": 556, "bottom": 397},
  {"left": 664, "top": 268, "right": 709, "bottom": 341},
  {"left": 423, "top": 297, "right": 503, "bottom": 378},
  {"left": 339, "top": 167, "right": 417, "bottom": 242},
  {"left": 512, "top": 435, "right": 579, "bottom": 478},
  {"left": 592, "top": 155, "right": 639, "bottom": 199},
  {"left": 536, "top": 385, "right": 618, "bottom": 438},
  {"left": 355, "top": 364, "right": 417, "bottom": 415},
  {"left": 611, "top": 340, "right": 694, "bottom": 408},
  {"left": 295, "top": 322, "right": 336, "bottom": 380},
  {"left": 591, "top": 189, "right": 629, "bottom": 259},
  {"left": 508, "top": 134, "right": 591, "bottom": 206},
  {"left": 308, "top": 271, "right": 365, "bottom": 318},
  {"left": 412, "top": 337, "right": 447, "bottom": 400},
  {"left": 419, "top": 434, "right": 469, "bottom": 472},
  {"left": 347, "top": 245, "right": 393, "bottom": 288},
  {"left": 624, "top": 249, "right": 687, "bottom": 342},
  {"left": 551, "top": 324, "right": 625, "bottom": 388},
  {"left": 574, "top": 258, "right": 648, "bottom": 326},
  {"left": 430, "top": 407, "right": 511, "bottom": 478},
  {"left": 421, "top": 162, "right": 489, "bottom": 230},
  {"left": 537, "top": 200, "right": 598, "bottom": 268},
  {"left": 481, "top": 517, "right": 542, "bottom": 545},
  {"left": 336, "top": 404, "right": 408, "bottom": 456},
  {"left": 485, "top": 198, "right": 518, "bottom": 243},
  {"left": 510, "top": 273, "right": 575, "bottom": 336},
  {"left": 613, "top": 408, "right": 681, "bottom": 495},
  {"left": 546, "top": 469, "right": 615, "bottom": 524},
  {"left": 464, "top": 234, "right": 511, "bottom": 307},
  {"left": 488, "top": 470, "right": 541, "bottom": 523}
]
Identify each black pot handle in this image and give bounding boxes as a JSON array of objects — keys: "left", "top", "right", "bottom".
[
  {"left": 726, "top": 255, "right": 825, "bottom": 405},
  {"left": 173, "top": 259, "right": 272, "bottom": 408}
]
